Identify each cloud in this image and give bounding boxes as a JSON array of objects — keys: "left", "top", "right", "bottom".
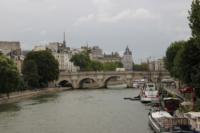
[
  {"left": 73, "top": 14, "right": 95, "bottom": 26},
  {"left": 20, "top": 27, "right": 33, "bottom": 33},
  {"left": 98, "top": 8, "right": 154, "bottom": 23},
  {"left": 40, "top": 30, "right": 47, "bottom": 36},
  {"left": 74, "top": 8, "right": 155, "bottom": 25},
  {"left": 73, "top": 0, "right": 156, "bottom": 25}
]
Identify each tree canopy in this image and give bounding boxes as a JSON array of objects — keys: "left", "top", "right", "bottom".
[
  {"left": 133, "top": 63, "right": 148, "bottom": 71},
  {"left": 22, "top": 50, "right": 59, "bottom": 88},
  {"left": 188, "top": 0, "right": 200, "bottom": 38},
  {"left": 165, "top": 0, "right": 200, "bottom": 97},
  {"left": 0, "top": 55, "right": 21, "bottom": 97},
  {"left": 70, "top": 51, "right": 123, "bottom": 71},
  {"left": 165, "top": 41, "right": 186, "bottom": 78},
  {"left": 70, "top": 51, "right": 91, "bottom": 71},
  {"left": 174, "top": 38, "right": 200, "bottom": 88},
  {"left": 22, "top": 60, "right": 40, "bottom": 88}
]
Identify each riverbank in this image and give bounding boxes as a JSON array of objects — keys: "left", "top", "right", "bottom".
[{"left": 0, "top": 88, "right": 68, "bottom": 105}]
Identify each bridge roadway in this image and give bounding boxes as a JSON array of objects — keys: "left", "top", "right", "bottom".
[{"left": 57, "top": 71, "right": 170, "bottom": 89}]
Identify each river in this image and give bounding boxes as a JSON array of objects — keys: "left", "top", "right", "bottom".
[{"left": 0, "top": 88, "right": 154, "bottom": 133}]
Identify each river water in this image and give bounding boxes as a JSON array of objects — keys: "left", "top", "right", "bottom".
[{"left": 0, "top": 88, "right": 153, "bottom": 133}]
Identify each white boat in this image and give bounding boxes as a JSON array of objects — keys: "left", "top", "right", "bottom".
[
  {"left": 184, "top": 112, "right": 200, "bottom": 133},
  {"left": 140, "top": 82, "right": 159, "bottom": 102},
  {"left": 148, "top": 110, "right": 192, "bottom": 133}
]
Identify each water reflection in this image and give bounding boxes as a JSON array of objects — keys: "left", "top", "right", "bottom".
[
  {"left": 31, "top": 93, "right": 59, "bottom": 104},
  {"left": 0, "top": 93, "right": 59, "bottom": 113},
  {"left": 0, "top": 103, "right": 21, "bottom": 113},
  {"left": 20, "top": 93, "right": 59, "bottom": 107}
]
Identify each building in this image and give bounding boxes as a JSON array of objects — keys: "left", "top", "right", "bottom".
[
  {"left": 91, "top": 46, "right": 103, "bottom": 58},
  {"left": 33, "top": 45, "right": 46, "bottom": 51},
  {"left": 0, "top": 41, "right": 24, "bottom": 73},
  {"left": 46, "top": 37, "right": 79, "bottom": 72},
  {"left": 48, "top": 44, "right": 79, "bottom": 72},
  {"left": 91, "top": 52, "right": 121, "bottom": 63},
  {"left": 88, "top": 45, "right": 121, "bottom": 63},
  {"left": 122, "top": 46, "right": 133, "bottom": 71},
  {"left": 0, "top": 41, "right": 21, "bottom": 56},
  {"left": 31, "top": 33, "right": 79, "bottom": 72},
  {"left": 148, "top": 58, "right": 166, "bottom": 72},
  {"left": 53, "top": 51, "right": 79, "bottom": 72}
]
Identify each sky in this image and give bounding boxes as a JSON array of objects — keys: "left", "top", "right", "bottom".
[{"left": 0, "top": 0, "right": 192, "bottom": 63}]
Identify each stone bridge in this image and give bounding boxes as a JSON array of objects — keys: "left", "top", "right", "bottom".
[{"left": 56, "top": 71, "right": 170, "bottom": 89}]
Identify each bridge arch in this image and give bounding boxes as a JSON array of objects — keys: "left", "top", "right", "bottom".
[
  {"left": 58, "top": 80, "right": 73, "bottom": 88},
  {"left": 78, "top": 77, "right": 98, "bottom": 89},
  {"left": 104, "top": 76, "right": 127, "bottom": 88}
]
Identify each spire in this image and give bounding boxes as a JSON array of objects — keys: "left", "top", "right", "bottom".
[
  {"left": 124, "top": 45, "right": 132, "bottom": 55},
  {"left": 63, "top": 32, "right": 66, "bottom": 47}
]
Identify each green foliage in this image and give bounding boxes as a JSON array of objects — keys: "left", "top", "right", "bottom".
[
  {"left": 89, "top": 61, "right": 103, "bottom": 71},
  {"left": 165, "top": 1, "right": 200, "bottom": 98},
  {"left": 22, "top": 50, "right": 59, "bottom": 88},
  {"left": 22, "top": 60, "right": 40, "bottom": 88},
  {"left": 174, "top": 38, "right": 200, "bottom": 88},
  {"left": 188, "top": 0, "right": 200, "bottom": 38},
  {"left": 70, "top": 51, "right": 123, "bottom": 71},
  {"left": 133, "top": 63, "right": 148, "bottom": 71},
  {"left": 70, "top": 52, "right": 91, "bottom": 71},
  {"left": 165, "top": 41, "right": 186, "bottom": 78},
  {"left": 0, "top": 55, "right": 21, "bottom": 96},
  {"left": 102, "top": 62, "right": 122, "bottom": 71}
]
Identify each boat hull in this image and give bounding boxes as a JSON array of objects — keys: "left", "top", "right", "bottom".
[
  {"left": 141, "top": 97, "right": 159, "bottom": 103},
  {"left": 148, "top": 114, "right": 163, "bottom": 133}
]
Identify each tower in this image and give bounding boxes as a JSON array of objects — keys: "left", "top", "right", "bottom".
[{"left": 122, "top": 46, "right": 133, "bottom": 71}]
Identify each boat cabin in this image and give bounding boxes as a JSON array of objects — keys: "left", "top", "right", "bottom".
[
  {"left": 161, "top": 97, "right": 181, "bottom": 115},
  {"left": 149, "top": 111, "right": 192, "bottom": 132}
]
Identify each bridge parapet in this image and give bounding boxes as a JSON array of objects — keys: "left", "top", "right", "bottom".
[{"left": 57, "top": 71, "right": 170, "bottom": 89}]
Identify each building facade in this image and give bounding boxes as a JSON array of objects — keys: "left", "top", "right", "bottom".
[
  {"left": 91, "top": 46, "right": 103, "bottom": 58},
  {"left": 47, "top": 42, "right": 79, "bottom": 72},
  {"left": 148, "top": 58, "right": 166, "bottom": 72},
  {"left": 33, "top": 45, "right": 46, "bottom": 51},
  {"left": 122, "top": 46, "right": 133, "bottom": 71},
  {"left": 89, "top": 45, "right": 121, "bottom": 63},
  {"left": 0, "top": 41, "right": 23, "bottom": 73}
]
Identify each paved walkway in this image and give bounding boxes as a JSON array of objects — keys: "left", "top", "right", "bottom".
[{"left": 0, "top": 88, "right": 66, "bottom": 104}]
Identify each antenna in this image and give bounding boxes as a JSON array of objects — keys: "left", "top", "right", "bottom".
[{"left": 63, "top": 32, "right": 66, "bottom": 47}]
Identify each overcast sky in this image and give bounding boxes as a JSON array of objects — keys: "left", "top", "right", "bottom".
[{"left": 0, "top": 0, "right": 192, "bottom": 63}]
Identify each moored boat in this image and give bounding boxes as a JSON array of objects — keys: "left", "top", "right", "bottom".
[
  {"left": 140, "top": 82, "right": 159, "bottom": 103},
  {"left": 148, "top": 110, "right": 192, "bottom": 133},
  {"left": 184, "top": 112, "right": 200, "bottom": 133}
]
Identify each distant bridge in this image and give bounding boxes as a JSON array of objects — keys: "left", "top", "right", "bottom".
[{"left": 56, "top": 71, "right": 170, "bottom": 89}]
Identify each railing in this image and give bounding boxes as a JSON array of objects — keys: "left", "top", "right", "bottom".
[{"left": 59, "top": 71, "right": 170, "bottom": 76}]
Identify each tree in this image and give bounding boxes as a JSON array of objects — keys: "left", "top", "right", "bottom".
[
  {"left": 188, "top": 0, "right": 200, "bottom": 38},
  {"left": 0, "top": 55, "right": 21, "bottom": 97},
  {"left": 22, "top": 60, "right": 40, "bottom": 88},
  {"left": 70, "top": 52, "right": 91, "bottom": 71},
  {"left": 165, "top": 41, "right": 186, "bottom": 78},
  {"left": 103, "top": 62, "right": 122, "bottom": 71},
  {"left": 23, "top": 50, "right": 59, "bottom": 88},
  {"left": 164, "top": 0, "right": 200, "bottom": 99},
  {"left": 174, "top": 38, "right": 200, "bottom": 89},
  {"left": 133, "top": 63, "right": 148, "bottom": 71},
  {"left": 89, "top": 61, "right": 103, "bottom": 71},
  {"left": 71, "top": 51, "right": 123, "bottom": 71}
]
